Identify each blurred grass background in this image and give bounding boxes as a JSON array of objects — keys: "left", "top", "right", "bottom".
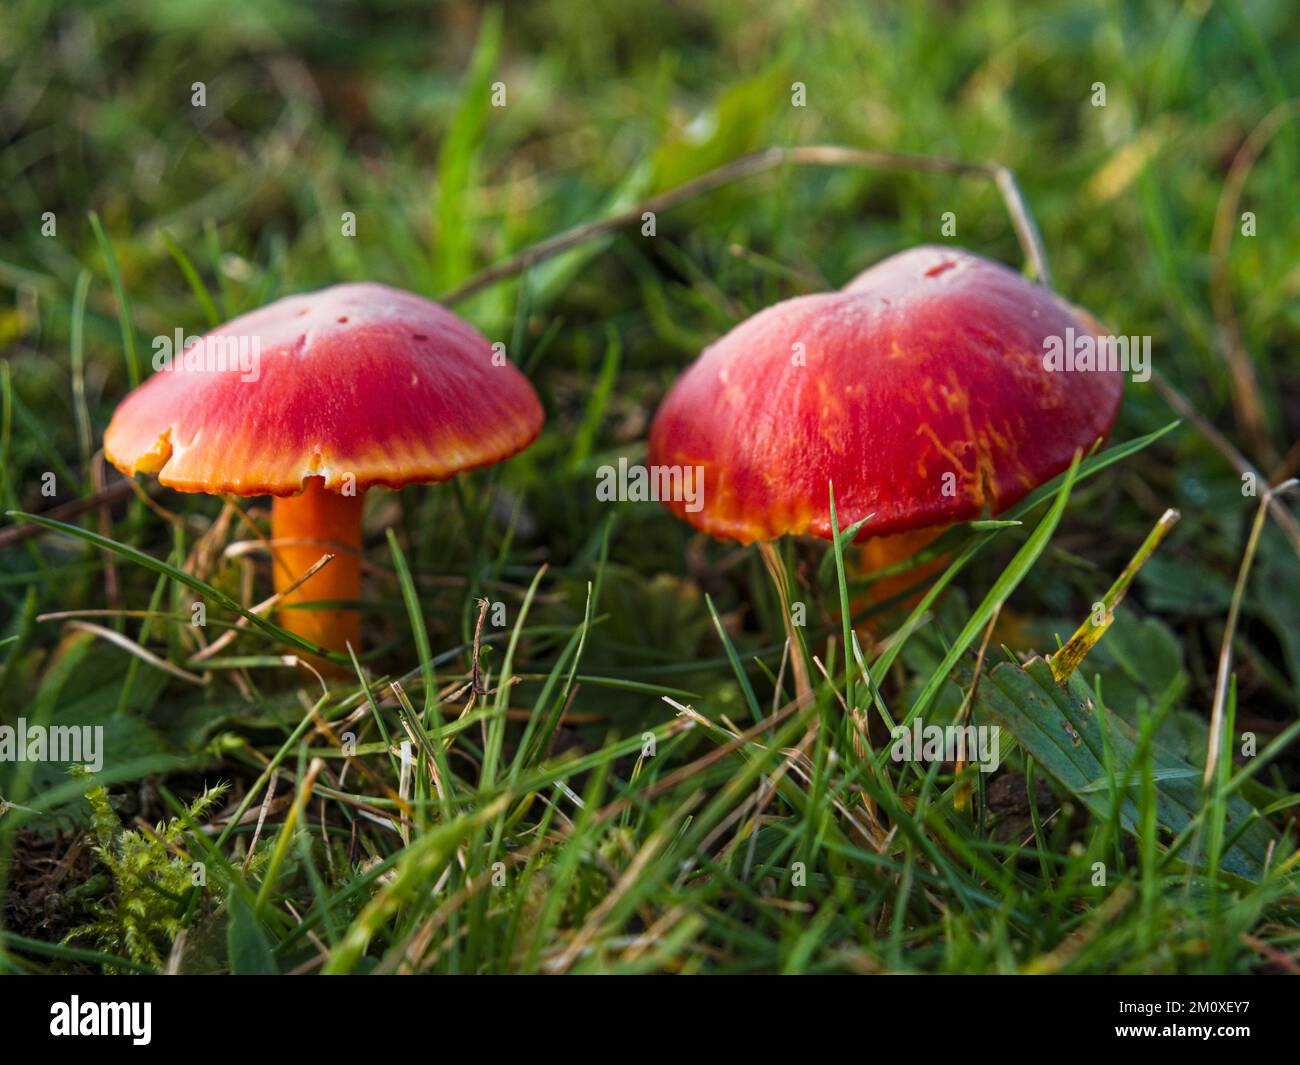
[{"left": 2, "top": 0, "right": 1299, "bottom": 973}]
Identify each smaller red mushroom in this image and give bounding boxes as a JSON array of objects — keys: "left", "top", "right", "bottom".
[
  {"left": 648, "top": 245, "right": 1124, "bottom": 608},
  {"left": 104, "top": 282, "right": 543, "bottom": 667}
]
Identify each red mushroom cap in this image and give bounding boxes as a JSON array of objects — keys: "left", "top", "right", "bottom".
[
  {"left": 105, "top": 283, "right": 543, "bottom": 496},
  {"left": 647, "top": 245, "right": 1124, "bottom": 543}
]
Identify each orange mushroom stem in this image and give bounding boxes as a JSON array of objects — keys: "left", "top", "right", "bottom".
[
  {"left": 271, "top": 478, "right": 363, "bottom": 661},
  {"left": 854, "top": 527, "right": 948, "bottom": 614}
]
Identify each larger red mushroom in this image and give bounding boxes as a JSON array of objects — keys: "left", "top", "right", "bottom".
[
  {"left": 104, "top": 282, "right": 543, "bottom": 663},
  {"left": 648, "top": 245, "right": 1124, "bottom": 602}
]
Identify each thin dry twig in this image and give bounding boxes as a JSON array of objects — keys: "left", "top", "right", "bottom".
[
  {"left": 951, "top": 601, "right": 1003, "bottom": 809},
  {"left": 243, "top": 769, "right": 280, "bottom": 874},
  {"left": 0, "top": 476, "right": 137, "bottom": 551},
  {"left": 1149, "top": 369, "right": 1300, "bottom": 557},
  {"left": 91, "top": 452, "right": 120, "bottom": 609},
  {"left": 1049, "top": 508, "right": 1181, "bottom": 684},
  {"left": 757, "top": 541, "right": 812, "bottom": 703},
  {"left": 440, "top": 144, "right": 1053, "bottom": 305},
  {"left": 1203, "top": 478, "right": 1299, "bottom": 787},
  {"left": 1209, "top": 100, "right": 1300, "bottom": 466},
  {"left": 187, "top": 552, "right": 336, "bottom": 664},
  {"left": 63, "top": 620, "right": 208, "bottom": 685}
]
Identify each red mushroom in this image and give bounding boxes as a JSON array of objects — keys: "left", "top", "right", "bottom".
[
  {"left": 647, "top": 245, "right": 1124, "bottom": 605},
  {"left": 104, "top": 282, "right": 543, "bottom": 665}
]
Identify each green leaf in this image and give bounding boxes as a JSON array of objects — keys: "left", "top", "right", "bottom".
[
  {"left": 566, "top": 327, "right": 621, "bottom": 473},
  {"left": 828, "top": 482, "right": 857, "bottom": 713},
  {"left": 385, "top": 527, "right": 435, "bottom": 713},
  {"left": 1138, "top": 554, "right": 1234, "bottom": 616},
  {"left": 973, "top": 657, "right": 1279, "bottom": 882},
  {"left": 432, "top": 5, "right": 503, "bottom": 291},
  {"left": 161, "top": 229, "right": 222, "bottom": 328},
  {"left": 88, "top": 211, "right": 141, "bottom": 388},
  {"left": 705, "top": 592, "right": 762, "bottom": 721},
  {"left": 898, "top": 452, "right": 1080, "bottom": 729},
  {"left": 651, "top": 67, "right": 789, "bottom": 189},
  {"left": 228, "top": 893, "right": 279, "bottom": 975}
]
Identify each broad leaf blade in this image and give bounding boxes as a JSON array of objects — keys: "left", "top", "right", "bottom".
[
  {"left": 975, "top": 657, "right": 1277, "bottom": 882},
  {"left": 228, "top": 893, "right": 279, "bottom": 975}
]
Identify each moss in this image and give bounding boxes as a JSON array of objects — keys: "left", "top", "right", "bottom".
[{"left": 64, "top": 776, "right": 229, "bottom": 972}]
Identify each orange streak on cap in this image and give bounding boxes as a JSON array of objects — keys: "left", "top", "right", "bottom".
[{"left": 647, "top": 246, "right": 1124, "bottom": 543}]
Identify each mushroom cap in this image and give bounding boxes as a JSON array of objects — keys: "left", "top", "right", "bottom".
[
  {"left": 104, "top": 283, "right": 544, "bottom": 496},
  {"left": 647, "top": 245, "right": 1124, "bottom": 543}
]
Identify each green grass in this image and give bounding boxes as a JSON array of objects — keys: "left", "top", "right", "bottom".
[{"left": 2, "top": 0, "right": 1299, "bottom": 974}]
